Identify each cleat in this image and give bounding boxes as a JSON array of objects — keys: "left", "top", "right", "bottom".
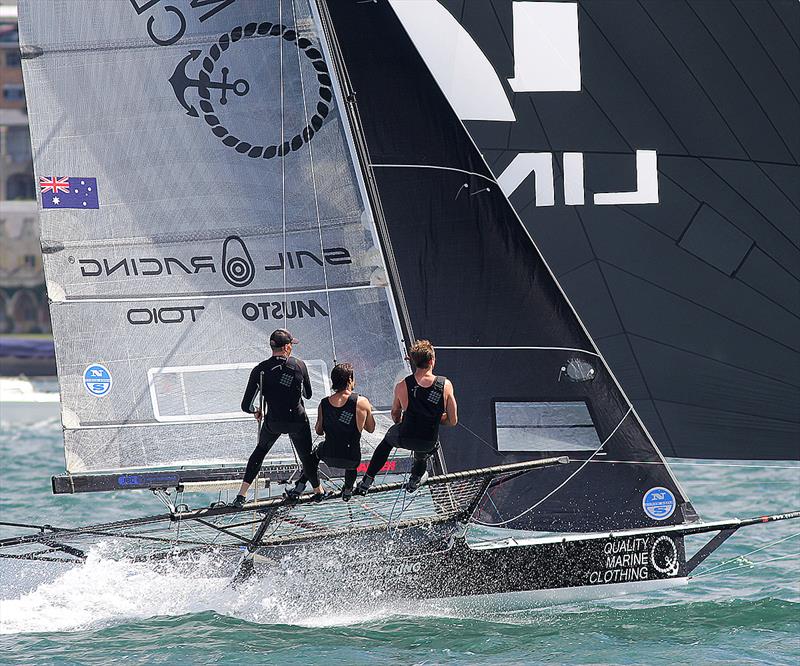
[
  {"left": 342, "top": 487, "right": 353, "bottom": 502},
  {"left": 404, "top": 471, "right": 429, "bottom": 493},
  {"left": 232, "top": 495, "right": 246, "bottom": 509}
]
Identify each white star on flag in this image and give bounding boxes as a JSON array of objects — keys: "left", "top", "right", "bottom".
[{"left": 52, "top": 196, "right": 60, "bottom": 205}]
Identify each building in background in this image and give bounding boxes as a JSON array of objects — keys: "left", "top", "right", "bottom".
[{"left": 0, "top": 1, "right": 49, "bottom": 335}]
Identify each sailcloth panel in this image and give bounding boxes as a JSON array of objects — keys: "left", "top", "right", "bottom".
[
  {"left": 18, "top": 0, "right": 408, "bottom": 472},
  {"left": 325, "top": 0, "right": 698, "bottom": 532}
]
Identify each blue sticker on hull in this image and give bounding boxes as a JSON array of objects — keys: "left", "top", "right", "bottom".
[{"left": 643, "top": 486, "right": 676, "bottom": 520}]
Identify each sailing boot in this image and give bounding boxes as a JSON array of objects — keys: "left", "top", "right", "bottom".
[
  {"left": 284, "top": 479, "right": 306, "bottom": 503},
  {"left": 353, "top": 475, "right": 374, "bottom": 496},
  {"left": 341, "top": 486, "right": 354, "bottom": 502},
  {"left": 404, "top": 471, "right": 429, "bottom": 493},
  {"left": 232, "top": 494, "right": 246, "bottom": 509}
]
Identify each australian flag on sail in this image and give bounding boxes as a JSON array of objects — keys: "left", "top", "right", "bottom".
[{"left": 40, "top": 176, "right": 99, "bottom": 209}]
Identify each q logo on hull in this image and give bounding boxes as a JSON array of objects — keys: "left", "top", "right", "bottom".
[{"left": 222, "top": 235, "right": 255, "bottom": 288}]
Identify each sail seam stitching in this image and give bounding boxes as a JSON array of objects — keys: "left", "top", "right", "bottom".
[
  {"left": 56, "top": 284, "right": 380, "bottom": 303},
  {"left": 436, "top": 346, "right": 599, "bottom": 357}
]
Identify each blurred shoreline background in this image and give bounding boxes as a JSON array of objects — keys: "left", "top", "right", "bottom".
[
  {"left": 1, "top": 0, "right": 49, "bottom": 336},
  {"left": 0, "top": 1, "right": 55, "bottom": 381}
]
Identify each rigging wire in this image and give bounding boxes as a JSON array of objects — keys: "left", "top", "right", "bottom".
[
  {"left": 292, "top": 0, "right": 337, "bottom": 363},
  {"left": 280, "top": 0, "right": 288, "bottom": 330},
  {"left": 474, "top": 407, "right": 633, "bottom": 527},
  {"left": 691, "top": 531, "right": 800, "bottom": 579},
  {"left": 691, "top": 552, "right": 798, "bottom": 579},
  {"left": 587, "top": 460, "right": 800, "bottom": 470}
]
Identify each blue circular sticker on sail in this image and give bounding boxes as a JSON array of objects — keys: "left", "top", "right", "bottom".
[
  {"left": 83, "top": 363, "right": 112, "bottom": 396},
  {"left": 643, "top": 486, "right": 676, "bottom": 520}
]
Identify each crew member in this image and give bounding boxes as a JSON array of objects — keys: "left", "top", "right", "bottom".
[
  {"left": 233, "top": 329, "right": 323, "bottom": 508},
  {"left": 312, "top": 363, "right": 375, "bottom": 501},
  {"left": 355, "top": 340, "right": 457, "bottom": 494}
]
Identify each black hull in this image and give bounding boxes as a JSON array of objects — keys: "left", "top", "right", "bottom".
[{"left": 251, "top": 528, "right": 686, "bottom": 601}]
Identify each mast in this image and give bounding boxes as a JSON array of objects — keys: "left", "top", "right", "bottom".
[
  {"left": 311, "top": 0, "right": 445, "bottom": 473},
  {"left": 312, "top": 0, "right": 415, "bottom": 352}
]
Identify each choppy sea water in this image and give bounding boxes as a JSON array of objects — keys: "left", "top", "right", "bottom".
[{"left": 0, "top": 419, "right": 798, "bottom": 665}]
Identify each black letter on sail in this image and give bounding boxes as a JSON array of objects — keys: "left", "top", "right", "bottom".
[{"left": 222, "top": 235, "right": 255, "bottom": 288}]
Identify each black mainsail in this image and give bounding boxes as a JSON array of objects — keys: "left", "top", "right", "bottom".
[{"left": 319, "top": 0, "right": 696, "bottom": 532}]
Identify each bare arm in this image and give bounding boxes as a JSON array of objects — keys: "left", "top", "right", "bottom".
[
  {"left": 390, "top": 380, "right": 406, "bottom": 424},
  {"left": 442, "top": 380, "right": 458, "bottom": 426},
  {"left": 359, "top": 397, "right": 376, "bottom": 433},
  {"left": 314, "top": 401, "right": 324, "bottom": 436}
]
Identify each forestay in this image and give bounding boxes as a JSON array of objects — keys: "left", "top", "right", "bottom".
[{"left": 18, "top": 0, "right": 408, "bottom": 473}]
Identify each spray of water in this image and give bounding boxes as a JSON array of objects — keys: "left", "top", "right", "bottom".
[{"left": 0, "top": 541, "right": 451, "bottom": 635}]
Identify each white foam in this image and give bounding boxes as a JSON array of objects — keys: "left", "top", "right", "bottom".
[{"left": 0, "top": 544, "right": 420, "bottom": 635}]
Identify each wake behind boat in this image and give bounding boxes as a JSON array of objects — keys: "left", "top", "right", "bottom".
[{"left": 2, "top": 0, "right": 796, "bottom": 607}]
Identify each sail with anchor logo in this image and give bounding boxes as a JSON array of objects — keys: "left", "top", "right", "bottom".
[{"left": 17, "top": 0, "right": 410, "bottom": 479}]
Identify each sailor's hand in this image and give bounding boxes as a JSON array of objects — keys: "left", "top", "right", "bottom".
[{"left": 254, "top": 409, "right": 263, "bottom": 423}]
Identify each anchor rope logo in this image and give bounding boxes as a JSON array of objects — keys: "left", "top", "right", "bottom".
[
  {"left": 650, "top": 535, "right": 680, "bottom": 577},
  {"left": 169, "top": 21, "right": 333, "bottom": 159},
  {"left": 221, "top": 235, "right": 256, "bottom": 288}
]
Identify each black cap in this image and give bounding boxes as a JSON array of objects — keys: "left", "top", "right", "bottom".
[{"left": 270, "top": 328, "right": 299, "bottom": 348}]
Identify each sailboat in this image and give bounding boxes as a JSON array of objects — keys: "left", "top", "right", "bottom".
[{"left": 1, "top": 0, "right": 796, "bottom": 605}]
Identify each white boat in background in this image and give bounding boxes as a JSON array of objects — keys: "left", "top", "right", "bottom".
[{"left": 0, "top": 377, "right": 60, "bottom": 425}]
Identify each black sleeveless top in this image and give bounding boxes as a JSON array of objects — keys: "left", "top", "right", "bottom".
[
  {"left": 319, "top": 392, "right": 361, "bottom": 469},
  {"left": 399, "top": 374, "right": 446, "bottom": 445}
]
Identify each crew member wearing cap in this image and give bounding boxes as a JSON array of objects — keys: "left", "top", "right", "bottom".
[
  {"left": 233, "top": 329, "right": 323, "bottom": 508},
  {"left": 355, "top": 339, "right": 457, "bottom": 495}
]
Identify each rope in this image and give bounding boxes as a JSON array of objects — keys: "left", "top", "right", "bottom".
[
  {"left": 585, "top": 460, "right": 800, "bottom": 470},
  {"left": 692, "top": 553, "right": 798, "bottom": 579},
  {"left": 292, "top": 0, "right": 337, "bottom": 363},
  {"left": 387, "top": 477, "right": 416, "bottom": 534},
  {"left": 457, "top": 420, "right": 497, "bottom": 452},
  {"left": 475, "top": 407, "right": 632, "bottom": 527},
  {"left": 280, "top": 0, "right": 287, "bottom": 329}
]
